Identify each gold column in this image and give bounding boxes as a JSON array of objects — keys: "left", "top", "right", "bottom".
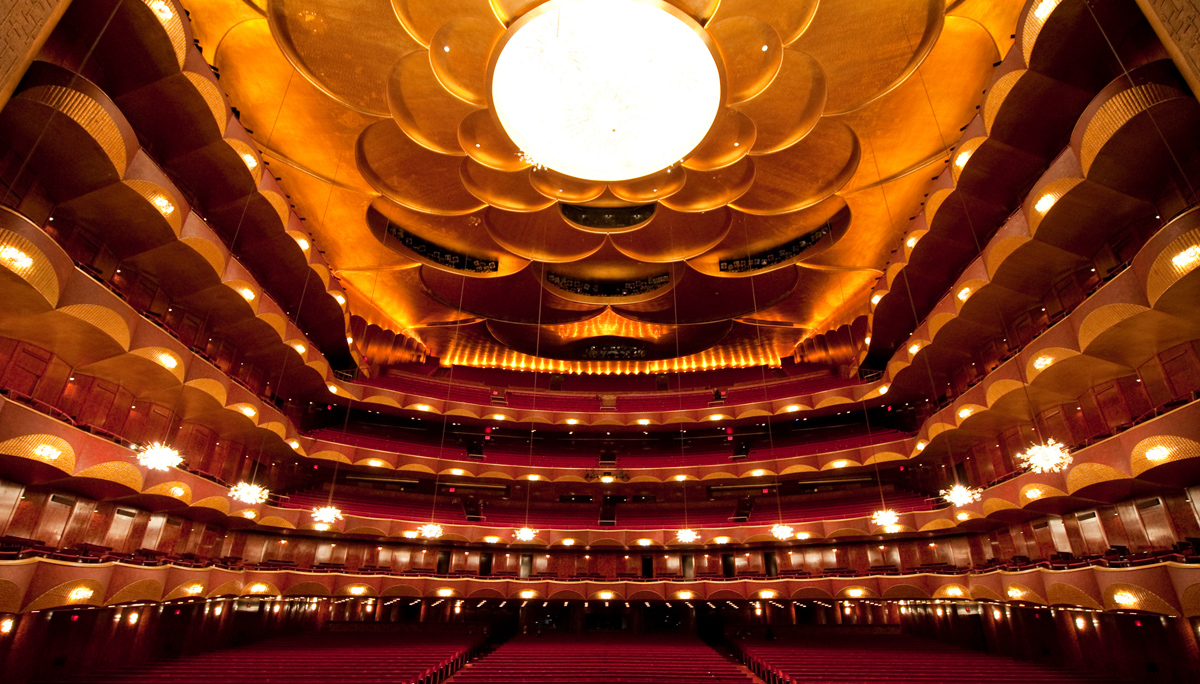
[
  {"left": 0, "top": 0, "right": 71, "bottom": 109},
  {"left": 1134, "top": 0, "right": 1200, "bottom": 97}
]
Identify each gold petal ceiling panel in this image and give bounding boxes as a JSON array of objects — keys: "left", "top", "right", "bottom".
[
  {"left": 688, "top": 197, "right": 849, "bottom": 276},
  {"left": 356, "top": 119, "right": 487, "bottom": 215},
  {"left": 458, "top": 109, "right": 528, "bottom": 171},
  {"left": 729, "top": 119, "right": 861, "bottom": 215},
  {"left": 460, "top": 158, "right": 558, "bottom": 212},
  {"left": 528, "top": 167, "right": 607, "bottom": 203},
  {"left": 387, "top": 51, "right": 481, "bottom": 155},
  {"left": 792, "top": 0, "right": 944, "bottom": 114},
  {"left": 682, "top": 107, "right": 757, "bottom": 172},
  {"left": 366, "top": 198, "right": 524, "bottom": 274},
  {"left": 429, "top": 17, "right": 506, "bottom": 106},
  {"left": 267, "top": 0, "right": 422, "bottom": 116},
  {"left": 659, "top": 156, "right": 756, "bottom": 212},
  {"left": 610, "top": 206, "right": 732, "bottom": 263},
  {"left": 731, "top": 49, "right": 826, "bottom": 155},
  {"left": 709, "top": 16, "right": 785, "bottom": 105},
  {"left": 708, "top": 0, "right": 820, "bottom": 46},
  {"left": 609, "top": 167, "right": 688, "bottom": 203},
  {"left": 485, "top": 205, "right": 606, "bottom": 263},
  {"left": 393, "top": 0, "right": 502, "bottom": 47}
]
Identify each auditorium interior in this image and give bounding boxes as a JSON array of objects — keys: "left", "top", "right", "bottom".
[{"left": 2, "top": 0, "right": 1200, "bottom": 682}]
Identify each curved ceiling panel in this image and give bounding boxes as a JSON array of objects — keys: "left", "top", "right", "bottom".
[
  {"left": 610, "top": 205, "right": 732, "bottom": 263},
  {"left": 659, "top": 156, "right": 756, "bottom": 212},
  {"left": 485, "top": 205, "right": 607, "bottom": 262},
  {"left": 356, "top": 120, "right": 487, "bottom": 215},
  {"left": 729, "top": 119, "right": 860, "bottom": 215},
  {"left": 615, "top": 264, "right": 799, "bottom": 324},
  {"left": 708, "top": 0, "right": 819, "bottom": 46},
  {"left": 421, "top": 265, "right": 602, "bottom": 324},
  {"left": 387, "top": 51, "right": 480, "bottom": 155},
  {"left": 732, "top": 50, "right": 826, "bottom": 155}
]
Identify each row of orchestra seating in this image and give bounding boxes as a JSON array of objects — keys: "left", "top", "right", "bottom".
[
  {"left": 734, "top": 635, "right": 1129, "bottom": 684},
  {"left": 451, "top": 634, "right": 753, "bottom": 684},
  {"left": 43, "top": 629, "right": 484, "bottom": 684}
]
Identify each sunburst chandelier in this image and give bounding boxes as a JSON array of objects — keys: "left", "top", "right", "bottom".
[
  {"left": 940, "top": 484, "right": 983, "bottom": 507},
  {"left": 514, "top": 527, "right": 538, "bottom": 542},
  {"left": 771, "top": 524, "right": 793, "bottom": 540},
  {"left": 675, "top": 528, "right": 699, "bottom": 543},
  {"left": 871, "top": 510, "right": 900, "bottom": 528},
  {"left": 229, "top": 482, "right": 270, "bottom": 504},
  {"left": 1016, "top": 439, "right": 1073, "bottom": 473},
  {"left": 418, "top": 523, "right": 444, "bottom": 539},
  {"left": 311, "top": 506, "right": 343, "bottom": 525},
  {"left": 137, "top": 443, "right": 182, "bottom": 471}
]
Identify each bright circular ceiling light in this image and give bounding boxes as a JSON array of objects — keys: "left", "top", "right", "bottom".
[{"left": 490, "top": 0, "right": 722, "bottom": 182}]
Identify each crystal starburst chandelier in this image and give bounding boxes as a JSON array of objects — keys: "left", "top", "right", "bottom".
[
  {"left": 1016, "top": 439, "right": 1073, "bottom": 473},
  {"left": 137, "top": 443, "right": 182, "bottom": 471},
  {"left": 418, "top": 523, "right": 444, "bottom": 539},
  {"left": 311, "top": 506, "right": 343, "bottom": 525},
  {"left": 871, "top": 509, "right": 900, "bottom": 528},
  {"left": 771, "top": 524, "right": 793, "bottom": 540},
  {"left": 940, "top": 484, "right": 984, "bottom": 507},
  {"left": 675, "top": 528, "right": 699, "bottom": 543},
  {"left": 229, "top": 481, "right": 270, "bottom": 504},
  {"left": 514, "top": 527, "right": 538, "bottom": 542}
]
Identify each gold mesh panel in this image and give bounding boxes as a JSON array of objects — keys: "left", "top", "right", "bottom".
[
  {"left": 0, "top": 434, "right": 75, "bottom": 473},
  {"left": 1077, "top": 303, "right": 1148, "bottom": 350},
  {"left": 17, "top": 85, "right": 128, "bottom": 176},
  {"left": 105, "top": 579, "right": 163, "bottom": 606},
  {"left": 1027, "top": 177, "right": 1083, "bottom": 235},
  {"left": 75, "top": 461, "right": 144, "bottom": 491},
  {"left": 57, "top": 304, "right": 131, "bottom": 349},
  {"left": 1146, "top": 227, "right": 1200, "bottom": 305},
  {"left": 0, "top": 229, "right": 60, "bottom": 306},
  {"left": 1046, "top": 582, "right": 1103, "bottom": 609},
  {"left": 184, "top": 72, "right": 228, "bottom": 134},
  {"left": 1020, "top": 0, "right": 1062, "bottom": 65},
  {"left": 142, "top": 0, "right": 187, "bottom": 67},
  {"left": 129, "top": 346, "right": 186, "bottom": 382},
  {"left": 1130, "top": 435, "right": 1200, "bottom": 476},
  {"left": 983, "top": 69, "right": 1024, "bottom": 134},
  {"left": 1080, "top": 84, "right": 1180, "bottom": 175},
  {"left": 1065, "top": 462, "right": 1128, "bottom": 494}
]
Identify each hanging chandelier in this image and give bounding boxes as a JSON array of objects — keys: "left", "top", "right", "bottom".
[
  {"left": 311, "top": 506, "right": 343, "bottom": 525},
  {"left": 940, "top": 484, "right": 983, "bottom": 507},
  {"left": 771, "top": 524, "right": 793, "bottom": 540},
  {"left": 418, "top": 523, "right": 444, "bottom": 539},
  {"left": 675, "top": 528, "right": 699, "bottom": 543},
  {"left": 137, "top": 443, "right": 182, "bottom": 471},
  {"left": 871, "top": 509, "right": 900, "bottom": 528},
  {"left": 514, "top": 527, "right": 538, "bottom": 542},
  {"left": 229, "top": 481, "right": 270, "bottom": 504},
  {"left": 1016, "top": 439, "right": 1072, "bottom": 473}
]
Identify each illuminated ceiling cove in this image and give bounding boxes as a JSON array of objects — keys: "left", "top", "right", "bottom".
[{"left": 186, "top": 0, "right": 1024, "bottom": 373}]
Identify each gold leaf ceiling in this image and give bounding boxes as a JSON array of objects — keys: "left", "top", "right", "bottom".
[{"left": 187, "top": 0, "right": 1024, "bottom": 373}]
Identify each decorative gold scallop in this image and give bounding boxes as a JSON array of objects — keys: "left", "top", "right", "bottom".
[
  {"left": 529, "top": 166, "right": 607, "bottom": 203},
  {"left": 356, "top": 120, "right": 487, "bottom": 215},
  {"left": 611, "top": 206, "right": 732, "bottom": 263},
  {"left": 709, "top": 16, "right": 784, "bottom": 105},
  {"left": 792, "top": 0, "right": 943, "bottom": 114},
  {"left": 267, "top": 0, "right": 421, "bottom": 116},
  {"left": 660, "top": 156, "right": 756, "bottom": 212},
  {"left": 460, "top": 157, "right": 558, "bottom": 211},
  {"left": 708, "top": 0, "right": 819, "bottom": 45},
  {"left": 490, "top": 0, "right": 543, "bottom": 24},
  {"left": 459, "top": 109, "right": 527, "bottom": 171},
  {"left": 388, "top": 51, "right": 482, "bottom": 155},
  {"left": 609, "top": 166, "right": 687, "bottom": 203},
  {"left": 732, "top": 50, "right": 825, "bottom": 154},
  {"left": 394, "top": 0, "right": 501, "bottom": 47},
  {"left": 683, "top": 108, "right": 757, "bottom": 171},
  {"left": 730, "top": 119, "right": 860, "bottom": 215},
  {"left": 485, "top": 205, "right": 606, "bottom": 262},
  {"left": 430, "top": 17, "right": 505, "bottom": 106}
]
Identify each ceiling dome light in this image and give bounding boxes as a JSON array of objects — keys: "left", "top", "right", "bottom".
[
  {"left": 514, "top": 527, "right": 537, "bottom": 541},
  {"left": 771, "top": 524, "right": 793, "bottom": 540},
  {"left": 940, "top": 484, "right": 983, "bottom": 507},
  {"left": 1173, "top": 245, "right": 1200, "bottom": 269},
  {"left": 312, "top": 506, "right": 343, "bottom": 525},
  {"left": 871, "top": 510, "right": 899, "bottom": 528},
  {"left": 230, "top": 481, "right": 270, "bottom": 504},
  {"left": 675, "top": 528, "right": 698, "bottom": 543},
  {"left": 490, "top": 0, "right": 721, "bottom": 182},
  {"left": 1017, "top": 439, "right": 1072, "bottom": 473},
  {"left": 419, "top": 523, "right": 444, "bottom": 539},
  {"left": 138, "top": 443, "right": 182, "bottom": 471}
]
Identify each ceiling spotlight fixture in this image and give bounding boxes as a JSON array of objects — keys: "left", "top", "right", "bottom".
[
  {"left": 151, "top": 195, "right": 175, "bottom": 215},
  {"left": 675, "top": 528, "right": 699, "bottom": 543},
  {"left": 419, "top": 523, "right": 444, "bottom": 539},
  {"left": 872, "top": 292, "right": 884, "bottom": 305},
  {"left": 519, "top": 590, "right": 536, "bottom": 599},
  {"left": 349, "top": 586, "right": 366, "bottom": 596},
  {"left": 598, "top": 591, "right": 614, "bottom": 600},
  {"left": 1112, "top": 591, "right": 1137, "bottom": 606},
  {"left": 1016, "top": 439, "right": 1072, "bottom": 473},
  {"left": 291, "top": 342, "right": 306, "bottom": 354},
  {"left": 68, "top": 587, "right": 94, "bottom": 601},
  {"left": 940, "top": 484, "right": 983, "bottom": 507},
  {"left": 437, "top": 588, "right": 453, "bottom": 597},
  {"left": 847, "top": 588, "right": 865, "bottom": 598},
  {"left": 1033, "top": 355, "right": 1054, "bottom": 370},
  {"left": 312, "top": 506, "right": 343, "bottom": 525},
  {"left": 908, "top": 343, "right": 922, "bottom": 355},
  {"left": 230, "top": 481, "right": 270, "bottom": 504},
  {"left": 368, "top": 459, "right": 383, "bottom": 467},
  {"left": 906, "top": 236, "right": 918, "bottom": 249},
  {"left": 450, "top": 468, "right": 464, "bottom": 476},
  {"left": 1173, "top": 245, "right": 1200, "bottom": 269},
  {"left": 878, "top": 385, "right": 889, "bottom": 395},
  {"left": 750, "top": 469, "right": 765, "bottom": 477},
  {"left": 289, "top": 440, "right": 301, "bottom": 450},
  {"left": 871, "top": 510, "right": 899, "bottom": 528},
  {"left": 771, "top": 524, "right": 793, "bottom": 540},
  {"left": 138, "top": 443, "right": 183, "bottom": 471},
  {"left": 1006, "top": 587, "right": 1024, "bottom": 599},
  {"left": 957, "top": 407, "right": 974, "bottom": 419},
  {"left": 674, "top": 475, "right": 687, "bottom": 482},
  {"left": 954, "top": 150, "right": 972, "bottom": 168},
  {"left": 1033, "top": 193, "right": 1056, "bottom": 213},
  {"left": 328, "top": 384, "right": 339, "bottom": 393},
  {"left": 956, "top": 287, "right": 972, "bottom": 302},
  {"left": 514, "top": 527, "right": 537, "bottom": 542},
  {"left": 566, "top": 418, "right": 579, "bottom": 425},
  {"left": 759, "top": 590, "right": 776, "bottom": 599}
]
